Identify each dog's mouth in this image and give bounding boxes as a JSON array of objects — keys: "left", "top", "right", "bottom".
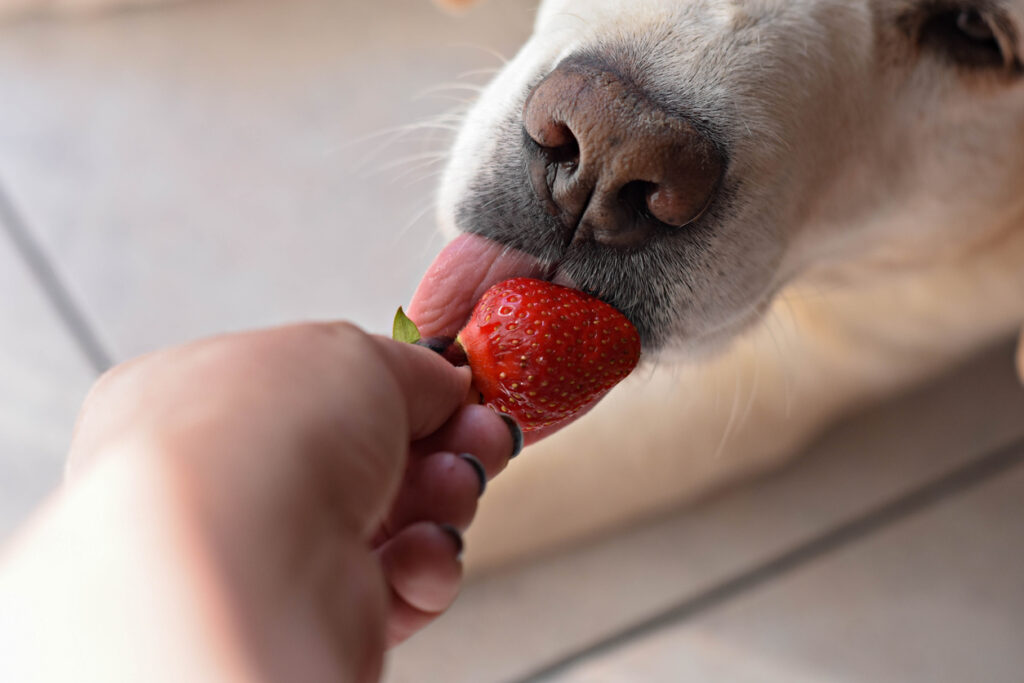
[{"left": 407, "top": 234, "right": 553, "bottom": 339}]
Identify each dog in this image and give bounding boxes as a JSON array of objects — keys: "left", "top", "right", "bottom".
[{"left": 409, "top": 0, "right": 1024, "bottom": 570}]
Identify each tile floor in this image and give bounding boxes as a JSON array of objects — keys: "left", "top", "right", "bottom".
[{"left": 1, "top": 2, "right": 1022, "bottom": 681}]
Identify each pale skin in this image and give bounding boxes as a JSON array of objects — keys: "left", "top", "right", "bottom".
[{"left": 0, "top": 322, "right": 518, "bottom": 683}]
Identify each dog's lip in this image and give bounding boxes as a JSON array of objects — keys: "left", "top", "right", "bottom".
[{"left": 407, "top": 233, "right": 548, "bottom": 339}]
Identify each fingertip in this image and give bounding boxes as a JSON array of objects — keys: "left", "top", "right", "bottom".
[
  {"left": 383, "top": 524, "right": 465, "bottom": 648},
  {"left": 378, "top": 521, "right": 463, "bottom": 616},
  {"left": 414, "top": 404, "right": 519, "bottom": 480},
  {"left": 496, "top": 413, "right": 524, "bottom": 459},
  {"left": 457, "top": 454, "right": 487, "bottom": 498}
]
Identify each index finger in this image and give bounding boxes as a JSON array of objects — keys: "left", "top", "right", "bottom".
[{"left": 368, "top": 336, "right": 473, "bottom": 440}]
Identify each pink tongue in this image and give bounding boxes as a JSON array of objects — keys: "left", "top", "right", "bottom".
[{"left": 408, "top": 234, "right": 547, "bottom": 338}]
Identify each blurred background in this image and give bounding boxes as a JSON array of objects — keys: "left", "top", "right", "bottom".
[{"left": 1, "top": 1, "right": 1023, "bottom": 681}]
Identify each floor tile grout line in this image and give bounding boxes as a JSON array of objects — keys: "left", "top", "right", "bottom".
[
  {"left": 512, "top": 436, "right": 1024, "bottom": 683},
  {"left": 0, "top": 181, "right": 113, "bottom": 375}
]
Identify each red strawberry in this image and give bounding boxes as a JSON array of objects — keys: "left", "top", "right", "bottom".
[
  {"left": 454, "top": 278, "right": 640, "bottom": 433},
  {"left": 395, "top": 278, "right": 642, "bottom": 434}
]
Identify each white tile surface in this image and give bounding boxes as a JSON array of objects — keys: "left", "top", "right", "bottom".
[
  {"left": 385, "top": 341, "right": 1024, "bottom": 683},
  {"left": 0, "top": 217, "right": 95, "bottom": 543},
  {"left": 556, "top": 451, "right": 1024, "bottom": 683},
  {"left": 0, "top": 0, "right": 535, "bottom": 360}
]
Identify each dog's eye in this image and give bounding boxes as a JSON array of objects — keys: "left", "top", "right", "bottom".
[{"left": 917, "top": 6, "right": 1020, "bottom": 72}]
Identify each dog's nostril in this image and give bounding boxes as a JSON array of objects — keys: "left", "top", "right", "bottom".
[
  {"left": 618, "top": 181, "right": 655, "bottom": 219},
  {"left": 553, "top": 139, "right": 580, "bottom": 167},
  {"left": 549, "top": 134, "right": 580, "bottom": 167},
  {"left": 619, "top": 181, "right": 707, "bottom": 230},
  {"left": 544, "top": 120, "right": 573, "bottom": 149},
  {"left": 528, "top": 119, "right": 580, "bottom": 167},
  {"left": 647, "top": 183, "right": 707, "bottom": 228}
]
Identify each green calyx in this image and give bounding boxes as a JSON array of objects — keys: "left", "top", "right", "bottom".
[{"left": 392, "top": 307, "right": 422, "bottom": 344}]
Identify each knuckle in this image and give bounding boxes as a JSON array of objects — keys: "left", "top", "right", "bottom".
[
  {"left": 282, "top": 320, "right": 370, "bottom": 353},
  {"left": 80, "top": 357, "right": 137, "bottom": 408}
]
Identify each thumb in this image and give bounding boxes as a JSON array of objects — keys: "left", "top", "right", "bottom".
[{"left": 369, "top": 336, "right": 473, "bottom": 439}]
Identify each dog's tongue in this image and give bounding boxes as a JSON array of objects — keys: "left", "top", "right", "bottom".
[{"left": 409, "top": 234, "right": 547, "bottom": 338}]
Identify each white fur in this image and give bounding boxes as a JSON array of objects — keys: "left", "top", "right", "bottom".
[{"left": 437, "top": 0, "right": 1024, "bottom": 569}]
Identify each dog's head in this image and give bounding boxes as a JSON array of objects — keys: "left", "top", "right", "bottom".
[{"left": 414, "top": 0, "right": 1024, "bottom": 359}]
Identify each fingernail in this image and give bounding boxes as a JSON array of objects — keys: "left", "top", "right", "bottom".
[
  {"left": 439, "top": 523, "right": 464, "bottom": 559},
  {"left": 414, "top": 336, "right": 454, "bottom": 355},
  {"left": 415, "top": 336, "right": 468, "bottom": 366},
  {"left": 498, "top": 413, "right": 524, "bottom": 459},
  {"left": 458, "top": 453, "right": 487, "bottom": 497}
]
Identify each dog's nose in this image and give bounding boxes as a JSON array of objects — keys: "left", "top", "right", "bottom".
[{"left": 523, "top": 60, "right": 723, "bottom": 247}]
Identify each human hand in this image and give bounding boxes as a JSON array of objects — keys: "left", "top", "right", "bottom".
[{"left": 2, "top": 322, "right": 519, "bottom": 683}]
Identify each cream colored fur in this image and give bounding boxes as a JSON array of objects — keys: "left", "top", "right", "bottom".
[{"left": 436, "top": 0, "right": 1024, "bottom": 570}]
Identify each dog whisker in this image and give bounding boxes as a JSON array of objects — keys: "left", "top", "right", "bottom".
[
  {"left": 414, "top": 94, "right": 480, "bottom": 107},
  {"left": 374, "top": 151, "right": 451, "bottom": 175},
  {"left": 446, "top": 41, "right": 510, "bottom": 66},
  {"left": 329, "top": 114, "right": 464, "bottom": 155},
  {"left": 411, "top": 82, "right": 483, "bottom": 102},
  {"left": 415, "top": 82, "right": 487, "bottom": 99},
  {"left": 713, "top": 352, "right": 745, "bottom": 460},
  {"left": 763, "top": 308, "right": 796, "bottom": 419},
  {"left": 362, "top": 154, "right": 449, "bottom": 183},
  {"left": 553, "top": 11, "right": 590, "bottom": 29},
  {"left": 394, "top": 168, "right": 447, "bottom": 191},
  {"left": 456, "top": 67, "right": 503, "bottom": 80},
  {"left": 736, "top": 342, "right": 763, "bottom": 438},
  {"left": 395, "top": 199, "right": 439, "bottom": 243},
  {"left": 348, "top": 111, "right": 466, "bottom": 174},
  {"left": 681, "top": 283, "right": 777, "bottom": 348},
  {"left": 400, "top": 167, "right": 449, "bottom": 190}
]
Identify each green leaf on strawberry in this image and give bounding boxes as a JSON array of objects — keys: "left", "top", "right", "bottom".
[{"left": 393, "top": 307, "right": 422, "bottom": 344}]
